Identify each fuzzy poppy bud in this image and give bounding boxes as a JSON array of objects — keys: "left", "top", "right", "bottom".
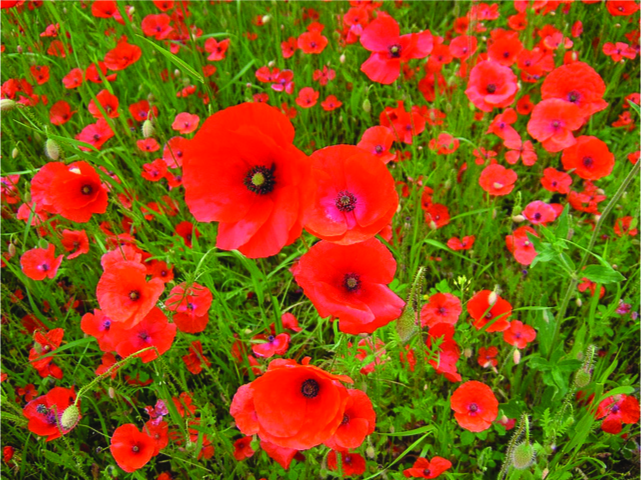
[
  {"left": 513, "top": 349, "right": 521, "bottom": 365},
  {"left": 575, "top": 298, "right": 582, "bottom": 307},
  {"left": 487, "top": 290, "right": 498, "bottom": 306},
  {"left": 362, "top": 98, "right": 372, "bottom": 113},
  {"left": 12, "top": 147, "right": 19, "bottom": 158},
  {"left": 59, "top": 404, "right": 80, "bottom": 430},
  {"left": 8, "top": 243, "right": 16, "bottom": 257},
  {"left": 574, "top": 369, "right": 591, "bottom": 388},
  {"left": 0, "top": 99, "right": 17, "bottom": 112},
  {"left": 45, "top": 139, "right": 60, "bottom": 161},
  {"left": 366, "top": 445, "right": 375, "bottom": 459},
  {"left": 268, "top": 60, "right": 276, "bottom": 68},
  {"left": 463, "top": 348, "right": 472, "bottom": 358},
  {"left": 340, "top": 53, "right": 346, "bottom": 64},
  {"left": 262, "top": 15, "right": 271, "bottom": 24},
  {"left": 108, "top": 387, "right": 115, "bottom": 399},
  {"left": 512, "top": 442, "right": 535, "bottom": 469},
  {"left": 142, "top": 119, "right": 155, "bottom": 138}
]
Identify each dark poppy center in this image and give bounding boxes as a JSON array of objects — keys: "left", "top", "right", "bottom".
[
  {"left": 41, "top": 263, "right": 49, "bottom": 271},
  {"left": 37, "top": 404, "right": 49, "bottom": 415},
  {"left": 389, "top": 44, "right": 401, "bottom": 58},
  {"left": 341, "top": 414, "right": 349, "bottom": 425},
  {"left": 485, "top": 311, "right": 493, "bottom": 319},
  {"left": 551, "top": 121, "right": 560, "bottom": 129},
  {"left": 486, "top": 83, "right": 497, "bottom": 94},
  {"left": 93, "top": 134, "right": 101, "bottom": 141},
  {"left": 568, "top": 90, "right": 580, "bottom": 103},
  {"left": 534, "top": 212, "right": 541, "bottom": 220},
  {"left": 81, "top": 185, "right": 93, "bottom": 195},
  {"left": 582, "top": 156, "right": 594, "bottom": 168},
  {"left": 469, "top": 403, "right": 479, "bottom": 413},
  {"left": 344, "top": 455, "right": 352, "bottom": 464},
  {"left": 132, "top": 445, "right": 139, "bottom": 453},
  {"left": 138, "top": 331, "right": 149, "bottom": 341},
  {"left": 374, "top": 145, "right": 383, "bottom": 154},
  {"left": 423, "top": 469, "right": 432, "bottom": 476},
  {"left": 343, "top": 273, "right": 360, "bottom": 292},
  {"left": 611, "top": 404, "right": 620, "bottom": 413},
  {"left": 244, "top": 164, "right": 276, "bottom": 195},
  {"left": 301, "top": 379, "right": 320, "bottom": 398},
  {"left": 103, "top": 320, "right": 111, "bottom": 329},
  {"left": 129, "top": 290, "right": 140, "bottom": 301},
  {"left": 267, "top": 335, "right": 275, "bottom": 342},
  {"left": 437, "top": 307, "right": 446, "bottom": 315},
  {"left": 335, "top": 190, "right": 357, "bottom": 212}
]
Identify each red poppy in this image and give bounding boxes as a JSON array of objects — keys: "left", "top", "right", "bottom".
[
  {"left": 606, "top": 0, "right": 640, "bottom": 16},
  {"left": 380, "top": 101, "right": 426, "bottom": 144},
  {"left": 479, "top": 164, "right": 517, "bottom": 196},
  {"left": 603, "top": 42, "right": 637, "bottom": 62},
  {"left": 596, "top": 394, "right": 640, "bottom": 434},
  {"left": 144, "top": 420, "right": 169, "bottom": 456},
  {"left": 165, "top": 282, "right": 212, "bottom": 333},
  {"left": 88, "top": 89, "right": 119, "bottom": 119},
  {"left": 488, "top": 30, "right": 523, "bottom": 67},
  {"left": 137, "top": 139, "right": 161, "bottom": 154},
  {"left": 541, "top": 62, "right": 608, "bottom": 119},
  {"left": 30, "top": 161, "right": 109, "bottom": 222},
  {"left": 477, "top": 346, "right": 498, "bottom": 368},
  {"left": 321, "top": 95, "right": 342, "bottom": 111},
  {"left": 614, "top": 216, "right": 639, "bottom": 237},
  {"left": 465, "top": 60, "right": 519, "bottom": 112},
  {"left": 487, "top": 108, "right": 519, "bottom": 144},
  {"left": 450, "top": 381, "right": 498, "bottom": 432},
  {"left": 204, "top": 38, "right": 230, "bottom": 61},
  {"left": 424, "top": 203, "right": 450, "bottom": 230},
  {"left": 162, "top": 136, "right": 189, "bottom": 168},
  {"left": 292, "top": 238, "right": 405, "bottom": 335},
  {"left": 110, "top": 423, "right": 156, "bottom": 473},
  {"left": 233, "top": 436, "right": 255, "bottom": 461},
  {"left": 20, "top": 244, "right": 63, "bottom": 281},
  {"left": 60, "top": 229, "right": 89, "bottom": 259},
  {"left": 298, "top": 24, "right": 328, "bottom": 55},
  {"left": 327, "top": 450, "right": 367, "bottom": 476},
  {"left": 527, "top": 99, "right": 584, "bottom": 153},
  {"left": 324, "top": 389, "right": 376, "bottom": 450},
  {"left": 466, "top": 290, "right": 511, "bottom": 332},
  {"left": 313, "top": 65, "right": 336, "bottom": 86},
  {"left": 504, "top": 137, "right": 537, "bottom": 167},
  {"left": 182, "top": 102, "right": 311, "bottom": 258},
  {"left": 230, "top": 358, "right": 353, "bottom": 450},
  {"left": 304, "top": 145, "right": 397, "bottom": 245},
  {"left": 272, "top": 70, "right": 295, "bottom": 94},
  {"left": 260, "top": 440, "right": 302, "bottom": 469},
  {"left": 23, "top": 387, "right": 80, "bottom": 441},
  {"left": 426, "top": 323, "right": 462, "bottom": 382},
  {"left": 29, "top": 328, "right": 64, "bottom": 379},
  {"left": 360, "top": 12, "right": 433, "bottom": 84},
  {"left": 429, "top": 133, "right": 460, "bottom": 155},
  {"left": 420, "top": 293, "right": 462, "bottom": 328},
  {"left": 174, "top": 220, "right": 200, "bottom": 247},
  {"left": 503, "top": 320, "right": 537, "bottom": 349},
  {"left": 76, "top": 118, "right": 115, "bottom": 151},
  {"left": 96, "top": 260, "right": 165, "bottom": 329},
  {"left": 523, "top": 201, "right": 557, "bottom": 226},
  {"left": 403, "top": 456, "right": 452, "bottom": 478},
  {"left": 49, "top": 100, "right": 76, "bottom": 125},
  {"left": 182, "top": 340, "right": 212, "bottom": 374},
  {"left": 85, "top": 61, "right": 117, "bottom": 84},
  {"left": 296, "top": 87, "right": 319, "bottom": 108},
  {"left": 281, "top": 37, "right": 297, "bottom": 58},
  {"left": 252, "top": 332, "right": 290, "bottom": 358},
  {"left": 541, "top": 167, "right": 572, "bottom": 194},
  {"left": 129, "top": 99, "right": 158, "bottom": 122},
  {"left": 104, "top": 40, "right": 142, "bottom": 71},
  {"left": 113, "top": 307, "right": 176, "bottom": 363},
  {"left": 171, "top": 112, "right": 200, "bottom": 134},
  {"left": 447, "top": 235, "right": 475, "bottom": 251},
  {"left": 450, "top": 35, "right": 477, "bottom": 60},
  {"left": 357, "top": 126, "right": 396, "bottom": 164},
  {"left": 561, "top": 136, "right": 614, "bottom": 180},
  {"left": 516, "top": 95, "right": 534, "bottom": 115},
  {"left": 81, "top": 309, "right": 122, "bottom": 352},
  {"left": 141, "top": 13, "right": 173, "bottom": 40}
]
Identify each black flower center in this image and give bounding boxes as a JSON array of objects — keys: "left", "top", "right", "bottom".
[
  {"left": 611, "top": 404, "right": 620, "bottom": 413},
  {"left": 343, "top": 273, "right": 360, "bottom": 292},
  {"left": 486, "top": 83, "right": 496, "bottom": 93},
  {"left": 335, "top": 190, "right": 357, "bottom": 212},
  {"left": 534, "top": 212, "right": 541, "bottom": 220},
  {"left": 244, "top": 164, "right": 276, "bottom": 195},
  {"left": 37, "top": 404, "right": 49, "bottom": 414},
  {"left": 568, "top": 90, "right": 580, "bottom": 103},
  {"left": 469, "top": 403, "right": 479, "bottom": 413},
  {"left": 129, "top": 290, "right": 140, "bottom": 301},
  {"left": 341, "top": 414, "right": 349, "bottom": 425},
  {"left": 374, "top": 145, "right": 383, "bottom": 154},
  {"left": 132, "top": 445, "right": 139, "bottom": 453},
  {"left": 389, "top": 44, "right": 401, "bottom": 58},
  {"left": 81, "top": 185, "right": 93, "bottom": 195},
  {"left": 301, "top": 379, "right": 320, "bottom": 398},
  {"left": 423, "top": 469, "right": 432, "bottom": 476},
  {"left": 582, "top": 156, "right": 594, "bottom": 168}
]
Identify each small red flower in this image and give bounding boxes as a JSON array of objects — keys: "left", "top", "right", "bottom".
[
  {"left": 447, "top": 235, "right": 475, "bottom": 251},
  {"left": 60, "top": 229, "right": 89, "bottom": 259},
  {"left": 465, "top": 60, "right": 519, "bottom": 112},
  {"left": 357, "top": 126, "right": 396, "bottom": 164},
  {"left": 23, "top": 387, "right": 80, "bottom": 441},
  {"left": 420, "top": 293, "right": 462, "bottom": 328},
  {"left": 403, "top": 456, "right": 452, "bottom": 478},
  {"left": 523, "top": 201, "right": 557, "bottom": 226},
  {"left": 29, "top": 328, "right": 65, "bottom": 379},
  {"left": 182, "top": 341, "right": 212, "bottom": 374},
  {"left": 104, "top": 40, "right": 142, "bottom": 71},
  {"left": 50, "top": 100, "right": 76, "bottom": 126},
  {"left": 324, "top": 389, "right": 376, "bottom": 450},
  {"left": 20, "top": 244, "right": 63, "bottom": 281},
  {"left": 596, "top": 394, "right": 640, "bottom": 434},
  {"left": 298, "top": 24, "right": 328, "bottom": 55},
  {"left": 527, "top": 99, "right": 584, "bottom": 153},
  {"left": 233, "top": 436, "right": 255, "bottom": 461},
  {"left": 479, "top": 164, "right": 517, "bottom": 196},
  {"left": 62, "top": 68, "right": 83, "bottom": 89},
  {"left": 110, "top": 424, "right": 156, "bottom": 473},
  {"left": 450, "top": 381, "right": 498, "bottom": 432},
  {"left": 296, "top": 87, "right": 319, "bottom": 108},
  {"left": 204, "top": 38, "right": 230, "bottom": 61},
  {"left": 503, "top": 320, "right": 537, "bottom": 349},
  {"left": 171, "top": 112, "right": 200, "bottom": 134},
  {"left": 541, "top": 167, "right": 572, "bottom": 194},
  {"left": 466, "top": 290, "right": 511, "bottom": 332},
  {"left": 561, "top": 135, "right": 614, "bottom": 180},
  {"left": 112, "top": 307, "right": 176, "bottom": 363},
  {"left": 321, "top": 95, "right": 342, "bottom": 111},
  {"left": 477, "top": 346, "right": 498, "bottom": 368},
  {"left": 252, "top": 332, "right": 290, "bottom": 358},
  {"left": 88, "top": 89, "right": 119, "bottom": 119}
]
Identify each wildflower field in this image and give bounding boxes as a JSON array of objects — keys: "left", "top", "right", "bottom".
[{"left": 1, "top": 0, "right": 640, "bottom": 479}]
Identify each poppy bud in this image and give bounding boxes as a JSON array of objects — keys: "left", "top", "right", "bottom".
[
  {"left": 576, "top": 298, "right": 582, "bottom": 307},
  {"left": 487, "top": 290, "right": 498, "bottom": 306},
  {"left": 513, "top": 349, "right": 521, "bottom": 365},
  {"left": 362, "top": 98, "right": 372, "bottom": 113},
  {"left": 340, "top": 53, "right": 346, "bottom": 64},
  {"left": 59, "top": 404, "right": 80, "bottom": 430},
  {"left": 542, "top": 468, "right": 549, "bottom": 479},
  {"left": 45, "top": 139, "right": 60, "bottom": 161},
  {"left": 512, "top": 441, "right": 535, "bottom": 469},
  {"left": 17, "top": 45, "right": 22, "bottom": 53},
  {"left": 12, "top": 147, "right": 18, "bottom": 159},
  {"left": 463, "top": 348, "right": 472, "bottom": 358},
  {"left": 574, "top": 369, "right": 591, "bottom": 388},
  {"left": 512, "top": 214, "right": 525, "bottom": 223},
  {"left": 268, "top": 60, "right": 275, "bottom": 68},
  {"left": 8, "top": 243, "right": 16, "bottom": 257},
  {"left": 262, "top": 15, "right": 271, "bottom": 24},
  {"left": 142, "top": 119, "right": 155, "bottom": 138},
  {"left": 24, "top": 191, "right": 31, "bottom": 203},
  {"left": 108, "top": 387, "right": 115, "bottom": 399},
  {"left": 38, "top": 239, "right": 49, "bottom": 250},
  {"left": 147, "top": 93, "right": 155, "bottom": 102},
  {"left": 0, "top": 99, "right": 17, "bottom": 112},
  {"left": 174, "top": 69, "right": 180, "bottom": 77},
  {"left": 366, "top": 445, "right": 375, "bottom": 459}
]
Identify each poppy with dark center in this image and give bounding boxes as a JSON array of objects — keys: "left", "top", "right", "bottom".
[
  {"left": 251, "top": 332, "right": 290, "bottom": 358},
  {"left": 103, "top": 40, "right": 142, "bottom": 71},
  {"left": 596, "top": 394, "right": 640, "bottom": 434},
  {"left": 466, "top": 290, "right": 512, "bottom": 332},
  {"left": 324, "top": 389, "right": 376, "bottom": 450},
  {"left": 465, "top": 60, "right": 519, "bottom": 112},
  {"left": 292, "top": 238, "right": 405, "bottom": 335},
  {"left": 426, "top": 323, "right": 462, "bottom": 383},
  {"left": 110, "top": 423, "right": 156, "bottom": 473},
  {"left": 541, "top": 167, "right": 572, "bottom": 194},
  {"left": 165, "top": 282, "right": 212, "bottom": 333},
  {"left": 561, "top": 135, "right": 614, "bottom": 181},
  {"left": 479, "top": 164, "right": 518, "bottom": 196},
  {"left": 359, "top": 11, "right": 433, "bottom": 84},
  {"left": 23, "top": 386, "right": 80, "bottom": 442},
  {"left": 357, "top": 126, "right": 396, "bottom": 164},
  {"left": 88, "top": 89, "right": 119, "bottom": 119},
  {"left": 112, "top": 307, "right": 176, "bottom": 363},
  {"left": 503, "top": 320, "right": 537, "bottom": 349},
  {"left": 183, "top": 102, "right": 312, "bottom": 258},
  {"left": 81, "top": 309, "right": 123, "bottom": 352},
  {"left": 403, "top": 456, "right": 452, "bottom": 478},
  {"left": 522, "top": 200, "right": 557, "bottom": 226},
  {"left": 450, "top": 381, "right": 498, "bottom": 432},
  {"left": 230, "top": 358, "right": 353, "bottom": 450},
  {"left": 28, "top": 328, "right": 65, "bottom": 379},
  {"left": 420, "top": 293, "right": 462, "bottom": 328},
  {"left": 327, "top": 450, "right": 367, "bottom": 476},
  {"left": 527, "top": 99, "right": 584, "bottom": 153},
  {"left": 49, "top": 100, "right": 76, "bottom": 126},
  {"left": 20, "top": 244, "right": 63, "bottom": 281},
  {"left": 304, "top": 145, "right": 397, "bottom": 244}
]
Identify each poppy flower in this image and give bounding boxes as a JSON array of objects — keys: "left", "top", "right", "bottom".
[
  {"left": 429, "top": 133, "right": 460, "bottom": 155},
  {"left": 614, "top": 216, "right": 639, "bottom": 237},
  {"left": 233, "top": 436, "right": 255, "bottom": 461},
  {"left": 129, "top": 99, "right": 158, "bottom": 122},
  {"left": 450, "top": 381, "right": 498, "bottom": 432},
  {"left": 85, "top": 61, "right": 117, "bottom": 84},
  {"left": 360, "top": 12, "right": 433, "bottom": 84},
  {"left": 137, "top": 138, "right": 161, "bottom": 153},
  {"left": 76, "top": 118, "right": 115, "bottom": 151},
  {"left": 523, "top": 201, "right": 557, "bottom": 226},
  {"left": 81, "top": 309, "right": 122, "bottom": 352},
  {"left": 477, "top": 346, "right": 499, "bottom": 368},
  {"left": 488, "top": 30, "right": 523, "bottom": 67},
  {"left": 541, "top": 167, "right": 572, "bottom": 194},
  {"left": 466, "top": 290, "right": 511, "bottom": 332},
  {"left": 104, "top": 40, "right": 142, "bottom": 71},
  {"left": 561, "top": 136, "right": 614, "bottom": 180},
  {"left": 182, "top": 340, "right": 212, "bottom": 374},
  {"left": 204, "top": 38, "right": 230, "bottom": 61},
  {"left": 327, "top": 451, "right": 367, "bottom": 476},
  {"left": 165, "top": 282, "right": 212, "bottom": 333},
  {"left": 504, "top": 137, "right": 537, "bottom": 167},
  {"left": 487, "top": 108, "right": 519, "bottom": 144},
  {"left": 541, "top": 62, "right": 607, "bottom": 119},
  {"left": 110, "top": 423, "right": 156, "bottom": 473},
  {"left": 606, "top": 0, "right": 640, "bottom": 16},
  {"left": 465, "top": 60, "right": 519, "bottom": 112},
  {"left": 292, "top": 238, "right": 405, "bottom": 335},
  {"left": 321, "top": 95, "right": 342, "bottom": 111},
  {"left": 479, "top": 164, "right": 517, "bottom": 196},
  {"left": 96, "top": 260, "right": 165, "bottom": 329},
  {"left": 596, "top": 394, "right": 640, "bottom": 434},
  {"left": 527, "top": 99, "right": 584, "bottom": 153},
  {"left": 141, "top": 13, "right": 173, "bottom": 40},
  {"left": 426, "top": 323, "right": 462, "bottom": 383},
  {"left": 60, "top": 229, "right": 89, "bottom": 259},
  {"left": 171, "top": 112, "right": 200, "bottom": 134},
  {"left": 23, "top": 387, "right": 80, "bottom": 441},
  {"left": 144, "top": 420, "right": 169, "bottom": 456},
  {"left": 260, "top": 440, "right": 301, "bottom": 469},
  {"left": 380, "top": 101, "right": 426, "bottom": 144},
  {"left": 174, "top": 220, "right": 200, "bottom": 247},
  {"left": 304, "top": 145, "right": 398, "bottom": 245},
  {"left": 281, "top": 37, "right": 297, "bottom": 58},
  {"left": 324, "top": 389, "right": 376, "bottom": 450},
  {"left": 357, "top": 126, "right": 396, "bottom": 164},
  {"left": 162, "top": 136, "right": 189, "bottom": 168},
  {"left": 403, "top": 456, "right": 452, "bottom": 478},
  {"left": 450, "top": 35, "right": 477, "bottom": 60},
  {"left": 420, "top": 293, "right": 462, "bottom": 328},
  {"left": 30, "top": 161, "right": 109, "bottom": 222},
  {"left": 230, "top": 358, "right": 353, "bottom": 450},
  {"left": 503, "top": 320, "right": 537, "bottom": 349},
  {"left": 49, "top": 100, "right": 76, "bottom": 125},
  {"left": 313, "top": 66, "right": 336, "bottom": 86},
  {"left": 182, "top": 102, "right": 312, "bottom": 258},
  {"left": 29, "top": 328, "right": 65, "bottom": 379},
  {"left": 298, "top": 24, "right": 328, "bottom": 54},
  {"left": 603, "top": 42, "right": 637, "bottom": 62},
  {"left": 252, "top": 333, "right": 290, "bottom": 358},
  {"left": 113, "top": 307, "right": 176, "bottom": 363},
  {"left": 88, "top": 89, "right": 119, "bottom": 119},
  {"left": 447, "top": 235, "right": 475, "bottom": 251},
  {"left": 296, "top": 87, "right": 319, "bottom": 108},
  {"left": 271, "top": 70, "right": 295, "bottom": 94},
  {"left": 20, "top": 244, "right": 63, "bottom": 281}
]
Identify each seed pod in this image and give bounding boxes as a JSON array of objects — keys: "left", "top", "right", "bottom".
[
  {"left": 513, "top": 349, "right": 521, "bottom": 365},
  {"left": 8, "top": 243, "right": 16, "bottom": 257},
  {"left": 12, "top": 147, "right": 18, "bottom": 158},
  {"left": 362, "top": 98, "right": 372, "bottom": 113},
  {"left": 512, "top": 441, "right": 535, "bottom": 469},
  {"left": 512, "top": 214, "right": 525, "bottom": 223},
  {"left": 339, "top": 53, "right": 346, "bottom": 64},
  {"left": 142, "top": 119, "right": 155, "bottom": 138},
  {"left": 59, "top": 404, "right": 80, "bottom": 430},
  {"left": 45, "top": 138, "right": 60, "bottom": 160}
]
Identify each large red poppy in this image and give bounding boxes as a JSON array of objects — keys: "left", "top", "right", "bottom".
[
  {"left": 527, "top": 99, "right": 584, "bottom": 152},
  {"left": 561, "top": 135, "right": 614, "bottom": 180},
  {"left": 183, "top": 102, "right": 312, "bottom": 258},
  {"left": 20, "top": 244, "right": 63, "bottom": 281},
  {"left": 450, "top": 381, "right": 498, "bottom": 432},
  {"left": 292, "top": 238, "right": 405, "bottom": 335},
  {"left": 112, "top": 307, "right": 176, "bottom": 363},
  {"left": 304, "top": 145, "right": 397, "bottom": 245},
  {"left": 324, "top": 389, "right": 376, "bottom": 451},
  {"left": 230, "top": 358, "right": 354, "bottom": 450},
  {"left": 466, "top": 290, "right": 511, "bottom": 332},
  {"left": 23, "top": 387, "right": 80, "bottom": 441},
  {"left": 465, "top": 60, "right": 519, "bottom": 112},
  {"left": 110, "top": 423, "right": 156, "bottom": 473}
]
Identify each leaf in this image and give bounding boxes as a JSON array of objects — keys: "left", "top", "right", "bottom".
[
  {"left": 582, "top": 265, "right": 626, "bottom": 284},
  {"left": 598, "top": 385, "right": 635, "bottom": 402},
  {"left": 628, "top": 98, "right": 641, "bottom": 117},
  {"left": 555, "top": 204, "right": 571, "bottom": 240},
  {"left": 136, "top": 34, "right": 204, "bottom": 84},
  {"left": 218, "top": 58, "right": 256, "bottom": 93},
  {"left": 380, "top": 425, "right": 434, "bottom": 437}
]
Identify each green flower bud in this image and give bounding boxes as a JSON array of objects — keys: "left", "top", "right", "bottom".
[
  {"left": 512, "top": 441, "right": 535, "bottom": 470},
  {"left": 45, "top": 138, "right": 60, "bottom": 161},
  {"left": 59, "top": 404, "right": 80, "bottom": 430}
]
